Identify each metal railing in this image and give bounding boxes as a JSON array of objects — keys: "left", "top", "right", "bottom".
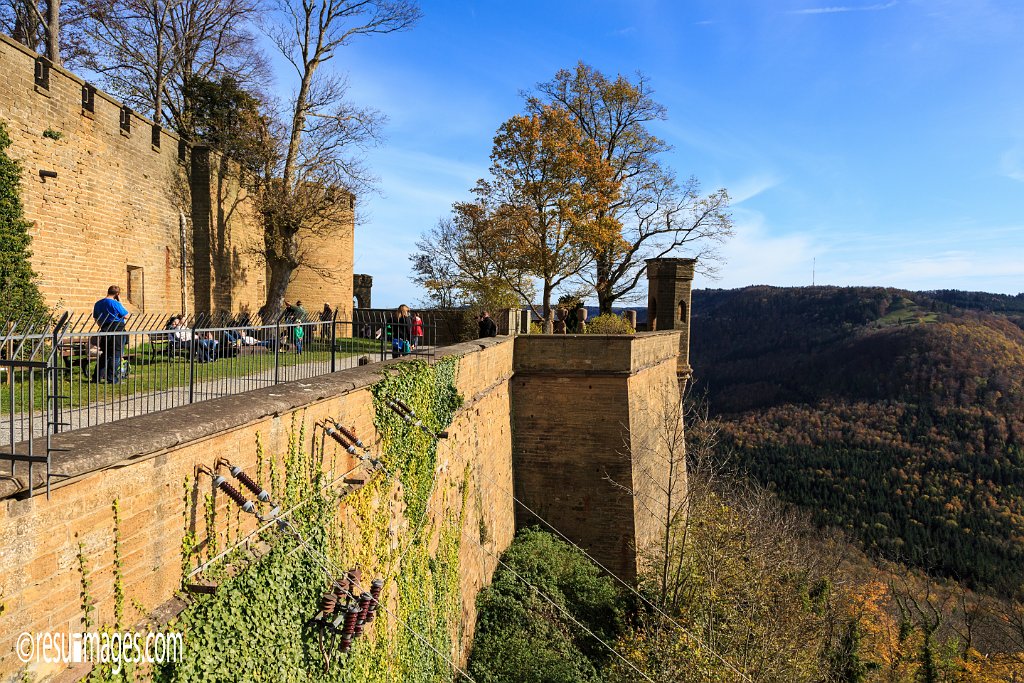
[{"left": 1, "top": 309, "right": 438, "bottom": 496}]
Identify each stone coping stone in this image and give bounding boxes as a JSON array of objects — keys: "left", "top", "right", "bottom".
[
  {"left": 0, "top": 337, "right": 510, "bottom": 500},
  {"left": 513, "top": 330, "right": 680, "bottom": 375}
]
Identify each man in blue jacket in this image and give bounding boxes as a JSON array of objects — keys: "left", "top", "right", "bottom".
[{"left": 92, "top": 285, "right": 130, "bottom": 383}]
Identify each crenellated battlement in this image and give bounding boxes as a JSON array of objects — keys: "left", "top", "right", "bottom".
[{"left": 0, "top": 33, "right": 354, "bottom": 317}]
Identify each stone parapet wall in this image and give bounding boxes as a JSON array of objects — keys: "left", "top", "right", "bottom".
[
  {"left": 0, "top": 338, "right": 515, "bottom": 680},
  {"left": 0, "top": 331, "right": 683, "bottom": 679}
]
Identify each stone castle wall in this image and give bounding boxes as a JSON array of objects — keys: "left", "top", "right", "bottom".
[
  {"left": 0, "top": 324, "right": 681, "bottom": 680},
  {"left": 0, "top": 34, "right": 353, "bottom": 317},
  {"left": 0, "top": 338, "right": 515, "bottom": 680}
]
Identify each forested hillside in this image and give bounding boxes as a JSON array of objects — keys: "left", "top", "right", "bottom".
[{"left": 690, "top": 286, "right": 1024, "bottom": 591}]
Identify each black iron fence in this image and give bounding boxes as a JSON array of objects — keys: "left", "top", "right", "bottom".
[{"left": 1, "top": 309, "right": 438, "bottom": 496}]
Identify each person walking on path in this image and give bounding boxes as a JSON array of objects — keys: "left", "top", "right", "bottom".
[
  {"left": 478, "top": 311, "right": 497, "bottom": 338},
  {"left": 92, "top": 285, "right": 129, "bottom": 383}
]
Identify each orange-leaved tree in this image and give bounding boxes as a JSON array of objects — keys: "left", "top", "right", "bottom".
[
  {"left": 443, "top": 105, "right": 621, "bottom": 331},
  {"left": 529, "top": 63, "right": 734, "bottom": 314}
]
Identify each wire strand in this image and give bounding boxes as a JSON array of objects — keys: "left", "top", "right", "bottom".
[
  {"left": 186, "top": 460, "right": 365, "bottom": 580},
  {"left": 469, "top": 458, "right": 754, "bottom": 682},
  {"left": 463, "top": 522, "right": 656, "bottom": 683},
  {"left": 282, "top": 469, "right": 653, "bottom": 683}
]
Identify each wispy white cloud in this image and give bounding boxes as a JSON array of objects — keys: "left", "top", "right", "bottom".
[
  {"left": 609, "top": 26, "right": 637, "bottom": 36},
  {"left": 856, "top": 249, "right": 1024, "bottom": 291},
  {"left": 372, "top": 148, "right": 483, "bottom": 185},
  {"left": 726, "top": 173, "right": 783, "bottom": 204},
  {"left": 789, "top": 2, "right": 896, "bottom": 15},
  {"left": 801, "top": 225, "right": 1024, "bottom": 293},
  {"left": 708, "top": 210, "right": 819, "bottom": 288},
  {"left": 1000, "top": 145, "right": 1024, "bottom": 183}
]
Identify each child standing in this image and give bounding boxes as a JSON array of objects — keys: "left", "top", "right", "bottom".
[{"left": 411, "top": 312, "right": 423, "bottom": 349}]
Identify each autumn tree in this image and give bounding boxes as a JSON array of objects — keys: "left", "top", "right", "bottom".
[
  {"left": 410, "top": 215, "right": 528, "bottom": 312},
  {"left": 600, "top": 387, "right": 855, "bottom": 682},
  {"left": 413, "top": 105, "right": 619, "bottom": 332},
  {"left": 529, "top": 63, "right": 734, "bottom": 314}
]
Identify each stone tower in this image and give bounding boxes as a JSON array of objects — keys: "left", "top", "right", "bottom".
[
  {"left": 353, "top": 274, "right": 373, "bottom": 309},
  {"left": 646, "top": 258, "right": 696, "bottom": 380}
]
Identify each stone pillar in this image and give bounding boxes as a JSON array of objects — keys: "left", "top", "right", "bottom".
[
  {"left": 622, "top": 310, "right": 637, "bottom": 330},
  {"left": 502, "top": 309, "right": 517, "bottom": 336},
  {"left": 189, "top": 145, "right": 213, "bottom": 315},
  {"left": 353, "top": 274, "right": 373, "bottom": 309},
  {"left": 511, "top": 334, "right": 682, "bottom": 582},
  {"left": 575, "top": 306, "right": 588, "bottom": 333},
  {"left": 645, "top": 258, "right": 697, "bottom": 380}
]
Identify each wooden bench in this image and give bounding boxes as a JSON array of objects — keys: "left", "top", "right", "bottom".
[{"left": 58, "top": 337, "right": 101, "bottom": 370}]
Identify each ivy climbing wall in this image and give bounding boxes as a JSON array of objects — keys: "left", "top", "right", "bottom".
[{"left": 0, "top": 337, "right": 514, "bottom": 681}]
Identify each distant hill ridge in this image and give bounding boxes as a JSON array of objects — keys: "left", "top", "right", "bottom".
[{"left": 689, "top": 285, "right": 1024, "bottom": 592}]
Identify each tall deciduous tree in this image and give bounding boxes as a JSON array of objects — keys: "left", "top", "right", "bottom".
[
  {"left": 530, "top": 63, "right": 734, "bottom": 314},
  {"left": 255, "top": 0, "right": 419, "bottom": 319},
  {"left": 419, "top": 105, "right": 619, "bottom": 332},
  {"left": 82, "top": 0, "right": 180, "bottom": 125},
  {"left": 79, "top": 0, "right": 265, "bottom": 129}
]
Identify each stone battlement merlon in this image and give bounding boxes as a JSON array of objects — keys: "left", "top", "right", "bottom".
[{"left": 0, "top": 32, "right": 187, "bottom": 154}]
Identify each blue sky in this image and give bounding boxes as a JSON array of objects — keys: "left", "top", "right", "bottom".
[{"left": 304, "top": 0, "right": 1024, "bottom": 306}]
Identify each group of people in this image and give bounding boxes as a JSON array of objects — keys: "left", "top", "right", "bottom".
[
  {"left": 89, "top": 286, "right": 341, "bottom": 383},
  {"left": 389, "top": 305, "right": 425, "bottom": 358},
  {"left": 285, "top": 300, "right": 337, "bottom": 353},
  {"left": 166, "top": 315, "right": 220, "bottom": 362}
]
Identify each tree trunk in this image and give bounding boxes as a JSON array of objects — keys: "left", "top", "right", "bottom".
[
  {"left": 283, "top": 68, "right": 314, "bottom": 189},
  {"left": 596, "top": 251, "right": 615, "bottom": 314},
  {"left": 261, "top": 258, "right": 291, "bottom": 322},
  {"left": 13, "top": 0, "right": 39, "bottom": 48},
  {"left": 45, "top": 0, "right": 60, "bottom": 65},
  {"left": 542, "top": 281, "right": 553, "bottom": 334}
]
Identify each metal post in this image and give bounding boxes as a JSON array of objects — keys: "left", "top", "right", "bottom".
[
  {"left": 50, "top": 313, "right": 69, "bottom": 434},
  {"left": 188, "top": 316, "right": 197, "bottom": 404},
  {"left": 28, "top": 368, "right": 34, "bottom": 493},
  {"left": 7, "top": 370, "right": 15, "bottom": 478},
  {"left": 330, "top": 309, "right": 338, "bottom": 373},
  {"left": 274, "top": 313, "right": 281, "bottom": 385}
]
